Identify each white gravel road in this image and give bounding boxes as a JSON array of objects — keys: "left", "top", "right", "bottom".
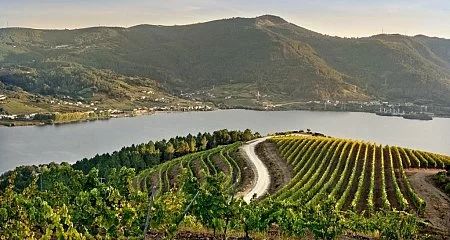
[{"left": 242, "top": 137, "right": 271, "bottom": 203}]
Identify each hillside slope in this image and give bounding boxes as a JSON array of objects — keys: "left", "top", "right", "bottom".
[{"left": 1, "top": 15, "right": 450, "bottom": 105}]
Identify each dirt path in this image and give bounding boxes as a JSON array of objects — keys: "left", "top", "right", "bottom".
[
  {"left": 406, "top": 169, "right": 450, "bottom": 237},
  {"left": 255, "top": 141, "right": 293, "bottom": 195},
  {"left": 242, "top": 137, "right": 271, "bottom": 203}
]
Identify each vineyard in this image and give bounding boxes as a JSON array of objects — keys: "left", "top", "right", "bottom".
[
  {"left": 3, "top": 131, "right": 450, "bottom": 239},
  {"left": 135, "top": 142, "right": 246, "bottom": 194},
  {"left": 271, "top": 135, "right": 450, "bottom": 213}
]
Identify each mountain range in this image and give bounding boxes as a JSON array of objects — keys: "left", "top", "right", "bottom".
[{"left": 1, "top": 15, "right": 450, "bottom": 112}]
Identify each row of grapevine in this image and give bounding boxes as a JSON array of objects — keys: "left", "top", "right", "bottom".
[
  {"left": 136, "top": 143, "right": 245, "bottom": 196},
  {"left": 350, "top": 143, "right": 369, "bottom": 210},
  {"left": 299, "top": 140, "right": 341, "bottom": 198},
  {"left": 393, "top": 146, "right": 427, "bottom": 212},
  {"left": 288, "top": 140, "right": 333, "bottom": 200},
  {"left": 277, "top": 138, "right": 326, "bottom": 199},
  {"left": 224, "top": 143, "right": 243, "bottom": 183},
  {"left": 272, "top": 138, "right": 316, "bottom": 199},
  {"left": 367, "top": 144, "right": 376, "bottom": 211},
  {"left": 336, "top": 143, "right": 362, "bottom": 210},
  {"left": 308, "top": 141, "right": 351, "bottom": 206},
  {"left": 271, "top": 135, "right": 448, "bottom": 213},
  {"left": 379, "top": 146, "right": 390, "bottom": 209},
  {"left": 328, "top": 142, "right": 358, "bottom": 204},
  {"left": 304, "top": 140, "right": 345, "bottom": 202},
  {"left": 404, "top": 148, "right": 422, "bottom": 168},
  {"left": 386, "top": 146, "right": 409, "bottom": 210},
  {"left": 285, "top": 139, "right": 309, "bottom": 164}
]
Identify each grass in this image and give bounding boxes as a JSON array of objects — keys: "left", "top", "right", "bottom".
[{"left": 1, "top": 99, "right": 46, "bottom": 115}]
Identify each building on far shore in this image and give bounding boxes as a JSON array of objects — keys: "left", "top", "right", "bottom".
[{"left": 0, "top": 95, "right": 6, "bottom": 104}]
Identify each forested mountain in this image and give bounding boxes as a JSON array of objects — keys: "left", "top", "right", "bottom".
[{"left": 1, "top": 15, "right": 450, "bottom": 105}]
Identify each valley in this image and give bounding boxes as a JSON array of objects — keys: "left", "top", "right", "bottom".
[{"left": 3, "top": 2, "right": 450, "bottom": 239}]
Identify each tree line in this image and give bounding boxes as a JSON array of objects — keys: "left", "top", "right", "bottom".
[
  {"left": 33, "top": 112, "right": 110, "bottom": 123},
  {"left": 72, "top": 129, "right": 259, "bottom": 177}
]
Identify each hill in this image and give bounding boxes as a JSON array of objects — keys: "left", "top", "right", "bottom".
[
  {"left": 2, "top": 131, "right": 450, "bottom": 238},
  {"left": 1, "top": 15, "right": 450, "bottom": 110},
  {"left": 136, "top": 134, "right": 450, "bottom": 213}
]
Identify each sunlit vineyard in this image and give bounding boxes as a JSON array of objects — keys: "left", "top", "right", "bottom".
[
  {"left": 271, "top": 135, "right": 450, "bottom": 213},
  {"left": 4, "top": 132, "right": 448, "bottom": 239}
]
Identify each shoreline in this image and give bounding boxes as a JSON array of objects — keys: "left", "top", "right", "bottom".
[{"left": 2, "top": 107, "right": 450, "bottom": 128}]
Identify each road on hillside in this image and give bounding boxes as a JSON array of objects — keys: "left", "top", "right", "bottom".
[
  {"left": 407, "top": 169, "right": 450, "bottom": 236},
  {"left": 242, "top": 137, "right": 271, "bottom": 203}
]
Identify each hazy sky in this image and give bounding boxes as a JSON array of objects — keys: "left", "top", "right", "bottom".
[{"left": 1, "top": 0, "right": 450, "bottom": 38}]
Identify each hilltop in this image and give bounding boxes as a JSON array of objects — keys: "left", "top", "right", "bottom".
[{"left": 1, "top": 15, "right": 450, "bottom": 113}]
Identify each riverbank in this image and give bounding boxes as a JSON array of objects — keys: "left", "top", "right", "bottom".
[
  {"left": 3, "top": 106, "right": 450, "bottom": 128},
  {"left": 0, "top": 108, "right": 219, "bottom": 127}
]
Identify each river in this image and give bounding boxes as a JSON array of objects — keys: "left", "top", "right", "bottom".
[{"left": 1, "top": 110, "right": 449, "bottom": 173}]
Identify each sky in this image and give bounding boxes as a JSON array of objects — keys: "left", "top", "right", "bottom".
[{"left": 1, "top": 0, "right": 450, "bottom": 38}]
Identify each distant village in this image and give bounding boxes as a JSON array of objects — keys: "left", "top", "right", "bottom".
[{"left": 0, "top": 92, "right": 213, "bottom": 124}]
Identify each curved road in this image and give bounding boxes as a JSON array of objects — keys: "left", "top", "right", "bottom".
[{"left": 242, "top": 137, "right": 271, "bottom": 203}]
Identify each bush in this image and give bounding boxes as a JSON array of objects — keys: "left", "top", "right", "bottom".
[{"left": 445, "top": 183, "right": 450, "bottom": 194}]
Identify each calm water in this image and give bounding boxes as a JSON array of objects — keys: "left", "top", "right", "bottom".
[{"left": 1, "top": 110, "right": 450, "bottom": 173}]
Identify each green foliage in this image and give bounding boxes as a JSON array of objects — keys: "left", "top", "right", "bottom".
[
  {"left": 434, "top": 171, "right": 450, "bottom": 195},
  {"left": 0, "top": 135, "right": 427, "bottom": 239},
  {"left": 151, "top": 189, "right": 187, "bottom": 237},
  {"left": 0, "top": 166, "right": 148, "bottom": 239},
  {"left": 193, "top": 173, "right": 229, "bottom": 236}
]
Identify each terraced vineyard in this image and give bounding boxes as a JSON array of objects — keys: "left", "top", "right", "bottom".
[
  {"left": 271, "top": 136, "right": 450, "bottom": 213},
  {"left": 135, "top": 142, "right": 244, "bottom": 194}
]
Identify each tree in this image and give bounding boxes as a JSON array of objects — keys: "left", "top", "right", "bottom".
[
  {"left": 164, "top": 143, "right": 175, "bottom": 160},
  {"left": 242, "top": 129, "right": 253, "bottom": 141},
  {"left": 189, "top": 137, "right": 197, "bottom": 153},
  {"left": 200, "top": 136, "right": 208, "bottom": 151}
]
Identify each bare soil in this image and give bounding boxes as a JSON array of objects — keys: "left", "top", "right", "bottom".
[
  {"left": 325, "top": 143, "right": 351, "bottom": 196},
  {"left": 406, "top": 169, "right": 450, "bottom": 238},
  {"left": 254, "top": 141, "right": 293, "bottom": 195},
  {"left": 343, "top": 144, "right": 366, "bottom": 210},
  {"left": 336, "top": 144, "right": 358, "bottom": 198},
  {"left": 383, "top": 148, "right": 400, "bottom": 210},
  {"left": 357, "top": 145, "right": 373, "bottom": 213},
  {"left": 169, "top": 162, "right": 181, "bottom": 188},
  {"left": 190, "top": 158, "right": 206, "bottom": 182},
  {"left": 373, "top": 146, "right": 383, "bottom": 209},
  {"left": 232, "top": 149, "right": 255, "bottom": 195},
  {"left": 148, "top": 170, "right": 160, "bottom": 191},
  {"left": 211, "top": 153, "right": 231, "bottom": 176}
]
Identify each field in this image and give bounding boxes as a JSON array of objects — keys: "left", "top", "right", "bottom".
[{"left": 270, "top": 135, "right": 450, "bottom": 213}]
